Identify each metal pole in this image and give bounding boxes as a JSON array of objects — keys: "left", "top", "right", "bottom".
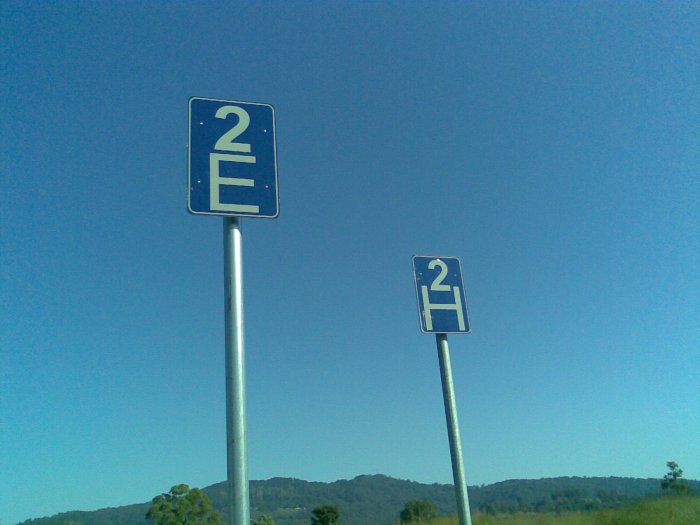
[
  {"left": 223, "top": 217, "right": 249, "bottom": 525},
  {"left": 436, "top": 333, "right": 472, "bottom": 525}
]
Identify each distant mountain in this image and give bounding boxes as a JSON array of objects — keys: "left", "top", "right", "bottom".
[{"left": 16, "top": 474, "right": 699, "bottom": 525}]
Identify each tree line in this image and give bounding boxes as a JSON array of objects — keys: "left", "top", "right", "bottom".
[
  {"left": 145, "top": 485, "right": 443, "bottom": 525},
  {"left": 144, "top": 462, "right": 692, "bottom": 525}
]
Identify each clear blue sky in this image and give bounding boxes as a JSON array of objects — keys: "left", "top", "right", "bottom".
[{"left": 1, "top": 2, "right": 698, "bottom": 524}]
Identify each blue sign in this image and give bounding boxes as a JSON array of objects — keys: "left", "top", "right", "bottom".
[
  {"left": 413, "top": 255, "right": 471, "bottom": 334},
  {"left": 188, "top": 97, "right": 279, "bottom": 217}
]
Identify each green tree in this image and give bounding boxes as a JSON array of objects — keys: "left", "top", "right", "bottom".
[
  {"left": 146, "top": 484, "right": 222, "bottom": 525},
  {"left": 661, "top": 461, "right": 689, "bottom": 494},
  {"left": 310, "top": 505, "right": 340, "bottom": 525},
  {"left": 399, "top": 500, "right": 437, "bottom": 523},
  {"left": 252, "top": 515, "right": 275, "bottom": 525}
]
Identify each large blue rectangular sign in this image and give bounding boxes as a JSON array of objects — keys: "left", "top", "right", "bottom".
[
  {"left": 188, "top": 97, "right": 279, "bottom": 217},
  {"left": 413, "top": 255, "right": 471, "bottom": 334}
]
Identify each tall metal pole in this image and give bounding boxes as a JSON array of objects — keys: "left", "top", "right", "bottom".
[
  {"left": 223, "top": 217, "right": 249, "bottom": 525},
  {"left": 436, "top": 333, "right": 472, "bottom": 525}
]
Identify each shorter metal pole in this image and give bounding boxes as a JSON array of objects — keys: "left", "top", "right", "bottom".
[{"left": 436, "top": 333, "right": 472, "bottom": 525}]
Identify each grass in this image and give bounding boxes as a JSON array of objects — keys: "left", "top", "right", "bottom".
[{"left": 422, "top": 495, "right": 700, "bottom": 525}]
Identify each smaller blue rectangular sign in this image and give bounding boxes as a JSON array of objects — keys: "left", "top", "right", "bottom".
[
  {"left": 413, "top": 255, "right": 471, "bottom": 334},
  {"left": 188, "top": 97, "right": 279, "bottom": 218}
]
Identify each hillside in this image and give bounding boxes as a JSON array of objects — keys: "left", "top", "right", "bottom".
[{"left": 17, "top": 475, "right": 699, "bottom": 525}]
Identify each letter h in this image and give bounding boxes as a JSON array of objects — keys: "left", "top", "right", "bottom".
[{"left": 420, "top": 285, "right": 466, "bottom": 332}]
